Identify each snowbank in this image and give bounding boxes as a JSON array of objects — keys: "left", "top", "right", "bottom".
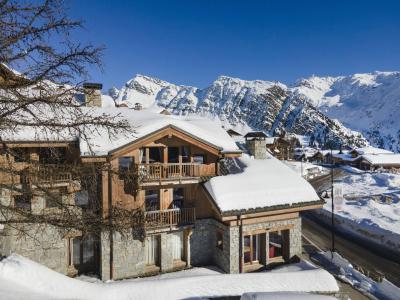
[
  {"left": 0, "top": 254, "right": 338, "bottom": 300},
  {"left": 313, "top": 170, "right": 400, "bottom": 254},
  {"left": 312, "top": 251, "right": 400, "bottom": 300},
  {"left": 204, "top": 155, "right": 320, "bottom": 213}
]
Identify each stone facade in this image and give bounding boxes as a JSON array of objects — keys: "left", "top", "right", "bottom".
[
  {"left": 191, "top": 217, "right": 302, "bottom": 275},
  {"left": 190, "top": 218, "right": 236, "bottom": 273},
  {"left": 246, "top": 139, "right": 267, "bottom": 159},
  {"left": 0, "top": 224, "right": 69, "bottom": 275},
  {"left": 0, "top": 213, "right": 302, "bottom": 281},
  {"left": 101, "top": 229, "right": 189, "bottom": 280}
]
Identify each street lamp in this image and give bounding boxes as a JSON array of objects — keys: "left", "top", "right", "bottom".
[{"left": 330, "top": 147, "right": 335, "bottom": 259}]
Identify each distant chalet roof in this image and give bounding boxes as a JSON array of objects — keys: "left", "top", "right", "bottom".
[
  {"left": 361, "top": 154, "right": 400, "bottom": 166},
  {"left": 244, "top": 131, "right": 267, "bottom": 139},
  {"left": 226, "top": 129, "right": 242, "bottom": 137}
]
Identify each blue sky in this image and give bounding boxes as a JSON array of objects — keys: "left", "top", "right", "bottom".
[{"left": 70, "top": 0, "right": 400, "bottom": 90}]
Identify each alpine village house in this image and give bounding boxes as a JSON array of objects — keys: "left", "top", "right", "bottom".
[{"left": 0, "top": 84, "right": 323, "bottom": 280}]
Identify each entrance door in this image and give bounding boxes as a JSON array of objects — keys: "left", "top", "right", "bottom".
[
  {"left": 70, "top": 235, "right": 99, "bottom": 275},
  {"left": 171, "top": 231, "right": 184, "bottom": 261},
  {"left": 145, "top": 235, "right": 160, "bottom": 266}
]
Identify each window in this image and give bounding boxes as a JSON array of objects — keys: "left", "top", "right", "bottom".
[
  {"left": 243, "top": 234, "right": 262, "bottom": 264},
  {"left": 216, "top": 230, "right": 223, "bottom": 250},
  {"left": 12, "top": 148, "right": 29, "bottom": 163},
  {"left": 181, "top": 146, "right": 190, "bottom": 163},
  {"left": 168, "top": 147, "right": 179, "bottom": 163},
  {"left": 118, "top": 156, "right": 134, "bottom": 179},
  {"left": 70, "top": 235, "right": 97, "bottom": 269},
  {"left": 145, "top": 190, "right": 160, "bottom": 211},
  {"left": 39, "top": 148, "right": 66, "bottom": 164},
  {"left": 149, "top": 147, "right": 163, "bottom": 163},
  {"left": 171, "top": 231, "right": 184, "bottom": 261},
  {"left": 14, "top": 194, "right": 31, "bottom": 211},
  {"left": 145, "top": 235, "right": 160, "bottom": 266},
  {"left": 171, "top": 188, "right": 184, "bottom": 209},
  {"left": 193, "top": 154, "right": 205, "bottom": 164},
  {"left": 269, "top": 231, "right": 283, "bottom": 259}
]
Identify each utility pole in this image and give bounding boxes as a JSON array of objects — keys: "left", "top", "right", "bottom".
[{"left": 330, "top": 147, "right": 335, "bottom": 259}]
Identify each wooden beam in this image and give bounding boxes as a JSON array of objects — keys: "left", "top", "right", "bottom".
[
  {"left": 110, "top": 127, "right": 221, "bottom": 159},
  {"left": 221, "top": 203, "right": 323, "bottom": 222}
]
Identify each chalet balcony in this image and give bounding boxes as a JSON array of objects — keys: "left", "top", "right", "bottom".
[
  {"left": 23, "top": 164, "right": 72, "bottom": 184},
  {"left": 144, "top": 207, "right": 196, "bottom": 229},
  {"left": 137, "top": 163, "right": 215, "bottom": 182}
]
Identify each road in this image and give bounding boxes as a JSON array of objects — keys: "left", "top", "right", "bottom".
[
  {"left": 302, "top": 216, "right": 400, "bottom": 287},
  {"left": 303, "top": 167, "right": 400, "bottom": 287}
]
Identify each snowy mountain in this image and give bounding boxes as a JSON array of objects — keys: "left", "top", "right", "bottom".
[
  {"left": 291, "top": 71, "right": 400, "bottom": 151},
  {"left": 109, "top": 74, "right": 367, "bottom": 148}
]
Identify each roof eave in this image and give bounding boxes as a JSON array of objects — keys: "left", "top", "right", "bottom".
[{"left": 220, "top": 198, "right": 325, "bottom": 217}]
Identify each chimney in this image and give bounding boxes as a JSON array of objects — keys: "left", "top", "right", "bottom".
[
  {"left": 244, "top": 131, "right": 267, "bottom": 159},
  {"left": 134, "top": 102, "right": 143, "bottom": 111},
  {"left": 83, "top": 83, "right": 103, "bottom": 107}
]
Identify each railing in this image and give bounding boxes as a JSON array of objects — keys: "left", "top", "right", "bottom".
[
  {"left": 24, "top": 165, "right": 72, "bottom": 184},
  {"left": 144, "top": 207, "right": 196, "bottom": 228},
  {"left": 137, "top": 163, "right": 212, "bottom": 181}
]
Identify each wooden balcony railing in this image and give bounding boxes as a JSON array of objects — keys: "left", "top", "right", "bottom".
[
  {"left": 144, "top": 207, "right": 196, "bottom": 229},
  {"left": 24, "top": 165, "right": 72, "bottom": 184},
  {"left": 137, "top": 163, "right": 214, "bottom": 181}
]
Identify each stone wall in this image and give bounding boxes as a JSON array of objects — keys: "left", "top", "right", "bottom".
[
  {"left": 190, "top": 217, "right": 302, "bottom": 274},
  {"left": 190, "top": 219, "right": 237, "bottom": 273},
  {"left": 101, "top": 229, "right": 187, "bottom": 280},
  {"left": 0, "top": 224, "right": 68, "bottom": 275},
  {"left": 246, "top": 139, "right": 267, "bottom": 159},
  {"left": 241, "top": 217, "right": 302, "bottom": 261}
]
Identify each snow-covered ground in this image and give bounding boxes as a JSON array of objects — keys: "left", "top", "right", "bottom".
[
  {"left": 312, "top": 251, "right": 400, "bottom": 300},
  {"left": 313, "top": 169, "right": 400, "bottom": 254},
  {"left": 0, "top": 254, "right": 338, "bottom": 300}
]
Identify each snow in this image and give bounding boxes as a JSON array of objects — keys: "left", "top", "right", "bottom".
[
  {"left": 0, "top": 254, "right": 339, "bottom": 300},
  {"left": 108, "top": 73, "right": 367, "bottom": 149},
  {"left": 284, "top": 161, "right": 329, "bottom": 178},
  {"left": 312, "top": 251, "right": 400, "bottom": 300},
  {"left": 204, "top": 154, "right": 320, "bottom": 213},
  {"left": 362, "top": 153, "right": 400, "bottom": 165},
  {"left": 1, "top": 104, "right": 240, "bottom": 157},
  {"left": 80, "top": 108, "right": 240, "bottom": 156},
  {"left": 354, "top": 146, "right": 393, "bottom": 155},
  {"left": 315, "top": 170, "right": 400, "bottom": 254},
  {"left": 291, "top": 72, "right": 400, "bottom": 151}
]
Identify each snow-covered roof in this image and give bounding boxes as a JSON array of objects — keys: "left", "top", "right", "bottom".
[
  {"left": 204, "top": 155, "right": 321, "bottom": 214},
  {"left": 79, "top": 108, "right": 241, "bottom": 156},
  {"left": 353, "top": 146, "right": 393, "bottom": 155},
  {"left": 361, "top": 154, "right": 400, "bottom": 166},
  {"left": 332, "top": 153, "right": 359, "bottom": 162},
  {"left": 2, "top": 106, "right": 241, "bottom": 157}
]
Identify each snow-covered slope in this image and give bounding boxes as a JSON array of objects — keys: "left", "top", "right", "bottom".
[
  {"left": 109, "top": 75, "right": 367, "bottom": 148},
  {"left": 291, "top": 72, "right": 400, "bottom": 151}
]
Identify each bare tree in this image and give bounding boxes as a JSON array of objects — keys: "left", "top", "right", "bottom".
[{"left": 0, "top": 0, "right": 143, "bottom": 241}]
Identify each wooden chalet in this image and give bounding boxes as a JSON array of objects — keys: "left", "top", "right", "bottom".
[{"left": 0, "top": 108, "right": 323, "bottom": 280}]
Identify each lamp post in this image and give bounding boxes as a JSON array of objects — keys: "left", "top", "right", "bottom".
[{"left": 330, "top": 147, "right": 335, "bottom": 259}]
